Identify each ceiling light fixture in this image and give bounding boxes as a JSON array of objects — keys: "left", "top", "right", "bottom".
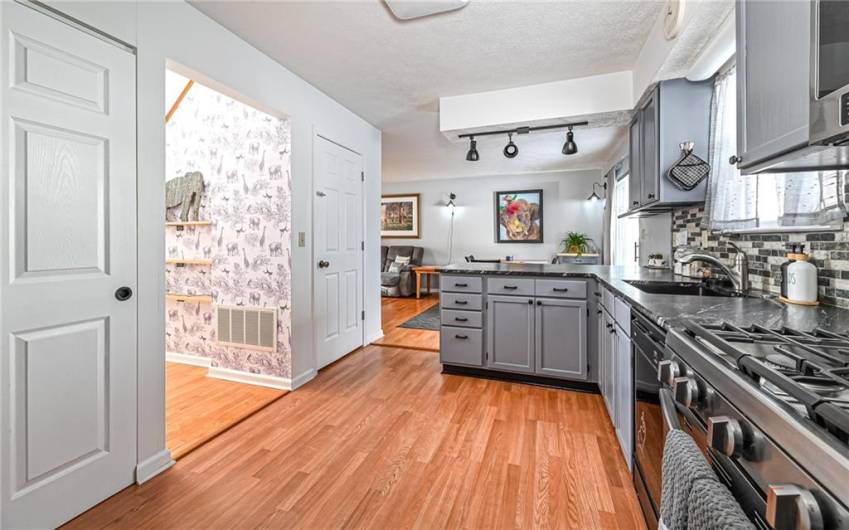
[
  {"left": 465, "top": 136, "right": 479, "bottom": 161},
  {"left": 458, "top": 121, "right": 587, "bottom": 162},
  {"left": 562, "top": 126, "right": 578, "bottom": 156},
  {"left": 503, "top": 133, "right": 518, "bottom": 158}
]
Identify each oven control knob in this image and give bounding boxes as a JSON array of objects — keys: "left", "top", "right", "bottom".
[
  {"left": 672, "top": 377, "right": 699, "bottom": 407},
  {"left": 657, "top": 360, "right": 680, "bottom": 386},
  {"left": 766, "top": 484, "right": 824, "bottom": 530},
  {"left": 707, "top": 416, "right": 743, "bottom": 457}
]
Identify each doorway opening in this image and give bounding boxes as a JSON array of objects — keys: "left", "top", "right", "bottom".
[{"left": 163, "top": 66, "right": 292, "bottom": 459}]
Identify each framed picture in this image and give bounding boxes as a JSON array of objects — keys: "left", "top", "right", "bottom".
[
  {"left": 381, "top": 193, "right": 420, "bottom": 238},
  {"left": 495, "top": 189, "right": 543, "bottom": 243}
]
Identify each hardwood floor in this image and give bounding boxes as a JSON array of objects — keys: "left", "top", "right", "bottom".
[
  {"left": 166, "top": 362, "right": 286, "bottom": 459},
  {"left": 67, "top": 346, "right": 645, "bottom": 529},
  {"left": 372, "top": 294, "right": 440, "bottom": 351}
]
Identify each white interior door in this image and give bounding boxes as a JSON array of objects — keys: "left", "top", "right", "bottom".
[
  {"left": 0, "top": 3, "right": 137, "bottom": 527},
  {"left": 313, "top": 135, "right": 363, "bottom": 369}
]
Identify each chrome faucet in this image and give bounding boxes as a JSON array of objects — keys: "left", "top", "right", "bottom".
[{"left": 674, "top": 241, "right": 749, "bottom": 294}]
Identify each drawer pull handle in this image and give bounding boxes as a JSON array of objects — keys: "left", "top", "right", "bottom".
[
  {"left": 553, "top": 288, "right": 569, "bottom": 292},
  {"left": 455, "top": 317, "right": 468, "bottom": 322},
  {"left": 455, "top": 334, "right": 469, "bottom": 340},
  {"left": 503, "top": 285, "right": 518, "bottom": 290},
  {"left": 455, "top": 300, "right": 468, "bottom": 305},
  {"left": 455, "top": 283, "right": 468, "bottom": 287}
]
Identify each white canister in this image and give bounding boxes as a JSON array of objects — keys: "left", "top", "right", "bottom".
[{"left": 784, "top": 257, "right": 818, "bottom": 305}]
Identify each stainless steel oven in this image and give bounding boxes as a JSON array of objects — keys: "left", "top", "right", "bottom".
[{"left": 810, "top": 0, "right": 849, "bottom": 145}]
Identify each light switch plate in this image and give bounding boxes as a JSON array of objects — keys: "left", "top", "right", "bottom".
[{"left": 298, "top": 232, "right": 306, "bottom": 247}]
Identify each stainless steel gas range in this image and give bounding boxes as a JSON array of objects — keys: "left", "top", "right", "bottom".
[{"left": 659, "top": 321, "right": 849, "bottom": 530}]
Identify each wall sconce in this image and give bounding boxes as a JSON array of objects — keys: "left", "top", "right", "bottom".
[{"left": 587, "top": 181, "right": 607, "bottom": 201}]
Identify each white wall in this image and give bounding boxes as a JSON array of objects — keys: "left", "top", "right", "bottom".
[
  {"left": 42, "top": 0, "right": 382, "bottom": 483},
  {"left": 382, "top": 170, "right": 604, "bottom": 267}
]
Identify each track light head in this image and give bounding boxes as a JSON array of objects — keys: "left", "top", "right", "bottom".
[
  {"left": 562, "top": 127, "right": 578, "bottom": 155},
  {"left": 466, "top": 136, "right": 479, "bottom": 161},
  {"left": 503, "top": 133, "right": 518, "bottom": 158}
]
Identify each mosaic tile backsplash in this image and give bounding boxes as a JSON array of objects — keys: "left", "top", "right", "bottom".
[{"left": 672, "top": 207, "right": 849, "bottom": 308}]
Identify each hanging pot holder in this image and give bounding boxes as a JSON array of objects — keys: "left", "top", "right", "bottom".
[{"left": 666, "top": 142, "right": 710, "bottom": 191}]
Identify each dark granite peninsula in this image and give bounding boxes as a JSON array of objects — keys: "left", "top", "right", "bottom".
[{"left": 439, "top": 263, "right": 849, "bottom": 333}]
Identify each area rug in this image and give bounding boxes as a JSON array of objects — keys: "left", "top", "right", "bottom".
[{"left": 399, "top": 304, "right": 440, "bottom": 331}]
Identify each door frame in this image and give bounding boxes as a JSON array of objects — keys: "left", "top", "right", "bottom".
[{"left": 310, "top": 129, "right": 366, "bottom": 369}]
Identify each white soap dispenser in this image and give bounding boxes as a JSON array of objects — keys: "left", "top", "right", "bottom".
[{"left": 780, "top": 244, "right": 819, "bottom": 306}]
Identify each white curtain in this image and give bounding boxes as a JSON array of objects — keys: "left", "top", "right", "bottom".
[
  {"left": 705, "top": 67, "right": 846, "bottom": 231},
  {"left": 611, "top": 175, "right": 638, "bottom": 266}
]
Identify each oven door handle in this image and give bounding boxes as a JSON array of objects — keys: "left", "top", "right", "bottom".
[{"left": 659, "top": 388, "right": 682, "bottom": 431}]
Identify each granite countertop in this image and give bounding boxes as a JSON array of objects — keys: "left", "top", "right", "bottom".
[{"left": 438, "top": 263, "right": 849, "bottom": 333}]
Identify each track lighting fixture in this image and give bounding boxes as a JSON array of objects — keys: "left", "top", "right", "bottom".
[
  {"left": 503, "top": 133, "right": 518, "bottom": 158},
  {"left": 458, "top": 121, "right": 586, "bottom": 162},
  {"left": 562, "top": 126, "right": 578, "bottom": 156},
  {"left": 465, "top": 136, "right": 479, "bottom": 161}
]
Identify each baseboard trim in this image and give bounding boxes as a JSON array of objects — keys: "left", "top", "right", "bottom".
[
  {"left": 290, "top": 368, "right": 316, "bottom": 389},
  {"left": 135, "top": 449, "right": 175, "bottom": 485},
  {"left": 166, "top": 351, "right": 212, "bottom": 367},
  {"left": 366, "top": 330, "right": 384, "bottom": 344},
  {"left": 441, "top": 364, "right": 600, "bottom": 393},
  {"left": 207, "top": 366, "right": 290, "bottom": 390}
]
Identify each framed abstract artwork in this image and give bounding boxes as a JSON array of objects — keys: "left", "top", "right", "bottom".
[
  {"left": 381, "top": 193, "right": 420, "bottom": 238},
  {"left": 495, "top": 189, "right": 543, "bottom": 243}
]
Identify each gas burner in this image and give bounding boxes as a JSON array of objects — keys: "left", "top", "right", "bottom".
[
  {"left": 765, "top": 353, "right": 798, "bottom": 371},
  {"left": 792, "top": 376, "right": 846, "bottom": 396}
]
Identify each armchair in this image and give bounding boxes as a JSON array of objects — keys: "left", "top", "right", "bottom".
[{"left": 380, "top": 245, "right": 424, "bottom": 297}]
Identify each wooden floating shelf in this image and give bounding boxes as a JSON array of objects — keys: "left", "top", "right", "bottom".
[
  {"left": 165, "top": 220, "right": 213, "bottom": 227},
  {"left": 166, "top": 258, "right": 213, "bottom": 266},
  {"left": 166, "top": 293, "right": 213, "bottom": 303}
]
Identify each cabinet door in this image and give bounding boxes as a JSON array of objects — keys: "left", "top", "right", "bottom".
[
  {"left": 602, "top": 311, "right": 616, "bottom": 420},
  {"left": 615, "top": 325, "right": 634, "bottom": 469},
  {"left": 487, "top": 295, "right": 535, "bottom": 373},
  {"left": 628, "top": 115, "right": 642, "bottom": 210},
  {"left": 736, "top": 0, "right": 810, "bottom": 169},
  {"left": 534, "top": 299, "right": 587, "bottom": 380},
  {"left": 640, "top": 93, "right": 659, "bottom": 205}
]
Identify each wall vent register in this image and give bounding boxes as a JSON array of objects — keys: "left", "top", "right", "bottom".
[{"left": 217, "top": 306, "right": 277, "bottom": 352}]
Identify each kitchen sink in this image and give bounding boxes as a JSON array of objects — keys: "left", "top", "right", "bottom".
[{"left": 624, "top": 280, "right": 746, "bottom": 297}]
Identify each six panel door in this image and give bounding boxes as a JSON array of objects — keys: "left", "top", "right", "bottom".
[{"left": 0, "top": 3, "right": 138, "bottom": 527}]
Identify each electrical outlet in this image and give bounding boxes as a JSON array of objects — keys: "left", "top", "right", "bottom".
[{"left": 298, "top": 232, "right": 306, "bottom": 247}]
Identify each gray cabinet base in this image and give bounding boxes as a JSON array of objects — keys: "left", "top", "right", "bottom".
[{"left": 441, "top": 364, "right": 600, "bottom": 393}]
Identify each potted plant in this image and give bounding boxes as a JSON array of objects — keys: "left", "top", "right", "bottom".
[{"left": 561, "top": 232, "right": 588, "bottom": 255}]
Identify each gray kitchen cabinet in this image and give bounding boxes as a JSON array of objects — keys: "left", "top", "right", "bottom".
[
  {"left": 534, "top": 298, "right": 587, "bottom": 380},
  {"left": 440, "top": 275, "right": 484, "bottom": 368},
  {"left": 628, "top": 116, "right": 642, "bottom": 210},
  {"left": 625, "top": 79, "right": 713, "bottom": 215},
  {"left": 734, "top": 0, "right": 811, "bottom": 173},
  {"left": 440, "top": 326, "right": 483, "bottom": 367},
  {"left": 615, "top": 321, "right": 633, "bottom": 469},
  {"left": 487, "top": 294, "right": 535, "bottom": 373}
]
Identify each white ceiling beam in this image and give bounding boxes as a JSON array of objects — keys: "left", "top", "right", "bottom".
[{"left": 439, "top": 70, "right": 634, "bottom": 140}]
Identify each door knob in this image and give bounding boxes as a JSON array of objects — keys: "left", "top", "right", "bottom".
[
  {"left": 115, "top": 286, "right": 133, "bottom": 301},
  {"left": 318, "top": 260, "right": 330, "bottom": 268}
]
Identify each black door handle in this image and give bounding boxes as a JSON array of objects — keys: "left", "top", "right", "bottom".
[
  {"left": 318, "top": 260, "right": 330, "bottom": 268},
  {"left": 455, "top": 334, "right": 468, "bottom": 340},
  {"left": 455, "top": 283, "right": 468, "bottom": 287},
  {"left": 503, "top": 285, "right": 518, "bottom": 290},
  {"left": 536, "top": 300, "right": 542, "bottom": 305},
  {"left": 455, "top": 317, "right": 468, "bottom": 322},
  {"left": 115, "top": 286, "right": 133, "bottom": 301},
  {"left": 455, "top": 300, "right": 468, "bottom": 305},
  {"left": 553, "top": 288, "right": 569, "bottom": 292},
  {"left": 527, "top": 299, "right": 533, "bottom": 304}
]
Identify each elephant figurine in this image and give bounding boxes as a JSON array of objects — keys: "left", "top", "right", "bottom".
[{"left": 165, "top": 171, "right": 205, "bottom": 222}]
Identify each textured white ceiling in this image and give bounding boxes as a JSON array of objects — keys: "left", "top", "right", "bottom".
[{"left": 192, "top": 0, "right": 665, "bottom": 181}]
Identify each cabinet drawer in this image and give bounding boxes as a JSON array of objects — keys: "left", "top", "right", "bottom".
[
  {"left": 441, "top": 292, "right": 483, "bottom": 311},
  {"left": 441, "top": 275, "right": 482, "bottom": 293},
  {"left": 441, "top": 309, "right": 482, "bottom": 328},
  {"left": 487, "top": 277, "right": 534, "bottom": 296},
  {"left": 614, "top": 297, "right": 631, "bottom": 335},
  {"left": 602, "top": 286, "right": 615, "bottom": 312},
  {"left": 440, "top": 326, "right": 483, "bottom": 366},
  {"left": 535, "top": 279, "right": 587, "bottom": 299}
]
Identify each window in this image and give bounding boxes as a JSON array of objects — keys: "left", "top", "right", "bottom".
[
  {"left": 611, "top": 174, "right": 639, "bottom": 266},
  {"left": 705, "top": 67, "right": 847, "bottom": 232}
]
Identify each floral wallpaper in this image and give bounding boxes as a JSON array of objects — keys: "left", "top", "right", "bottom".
[{"left": 165, "top": 71, "right": 292, "bottom": 379}]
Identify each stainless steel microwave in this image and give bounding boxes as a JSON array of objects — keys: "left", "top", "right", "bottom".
[{"left": 810, "top": 0, "right": 849, "bottom": 146}]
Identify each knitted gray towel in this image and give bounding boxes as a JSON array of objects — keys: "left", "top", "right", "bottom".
[
  {"left": 687, "top": 477, "right": 755, "bottom": 530},
  {"left": 660, "top": 429, "right": 716, "bottom": 530}
]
